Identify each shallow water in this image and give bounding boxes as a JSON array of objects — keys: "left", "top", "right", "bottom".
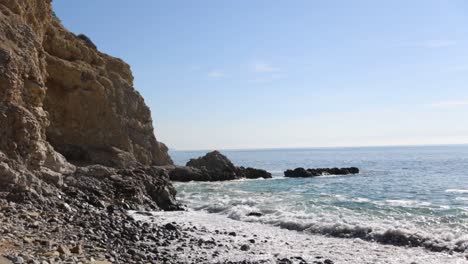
[{"left": 170, "top": 146, "right": 468, "bottom": 254}]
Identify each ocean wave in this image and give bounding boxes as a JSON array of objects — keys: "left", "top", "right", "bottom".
[
  {"left": 193, "top": 203, "right": 467, "bottom": 253},
  {"left": 384, "top": 199, "right": 432, "bottom": 207},
  {"left": 446, "top": 189, "right": 468, "bottom": 194},
  {"left": 265, "top": 217, "right": 467, "bottom": 253}
]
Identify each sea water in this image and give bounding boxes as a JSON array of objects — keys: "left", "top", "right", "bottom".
[{"left": 169, "top": 145, "right": 468, "bottom": 256}]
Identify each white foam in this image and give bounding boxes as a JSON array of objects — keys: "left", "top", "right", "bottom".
[
  {"left": 446, "top": 189, "right": 468, "bottom": 194},
  {"left": 385, "top": 199, "right": 432, "bottom": 207},
  {"left": 130, "top": 210, "right": 468, "bottom": 264}
]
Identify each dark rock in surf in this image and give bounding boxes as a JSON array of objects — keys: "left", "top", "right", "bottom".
[
  {"left": 186, "top": 150, "right": 237, "bottom": 173},
  {"left": 169, "top": 151, "right": 271, "bottom": 181},
  {"left": 284, "top": 167, "right": 359, "bottom": 178},
  {"left": 240, "top": 244, "right": 250, "bottom": 251},
  {"left": 238, "top": 167, "right": 272, "bottom": 179},
  {"left": 284, "top": 167, "right": 311, "bottom": 177},
  {"left": 247, "top": 212, "right": 263, "bottom": 217}
]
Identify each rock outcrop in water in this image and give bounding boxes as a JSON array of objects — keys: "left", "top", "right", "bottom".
[
  {"left": 169, "top": 151, "right": 272, "bottom": 181},
  {"left": 0, "top": 0, "right": 176, "bottom": 209},
  {"left": 284, "top": 167, "right": 359, "bottom": 177}
]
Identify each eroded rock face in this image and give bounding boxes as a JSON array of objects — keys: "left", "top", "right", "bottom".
[
  {"left": 0, "top": 0, "right": 171, "bottom": 171},
  {"left": 0, "top": 0, "right": 175, "bottom": 209}
]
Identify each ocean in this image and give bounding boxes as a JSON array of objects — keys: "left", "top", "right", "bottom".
[{"left": 164, "top": 145, "right": 468, "bottom": 262}]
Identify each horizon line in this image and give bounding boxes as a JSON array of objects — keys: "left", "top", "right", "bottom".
[{"left": 169, "top": 142, "right": 468, "bottom": 152}]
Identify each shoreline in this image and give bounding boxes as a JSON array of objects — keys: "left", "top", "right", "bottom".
[
  {"left": 1, "top": 197, "right": 467, "bottom": 264},
  {"left": 131, "top": 209, "right": 468, "bottom": 264}
]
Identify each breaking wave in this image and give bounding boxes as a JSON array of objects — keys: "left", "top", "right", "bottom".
[{"left": 194, "top": 203, "right": 468, "bottom": 253}]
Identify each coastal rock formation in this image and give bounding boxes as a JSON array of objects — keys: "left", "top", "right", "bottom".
[
  {"left": 0, "top": 0, "right": 173, "bottom": 205},
  {"left": 284, "top": 167, "right": 359, "bottom": 178},
  {"left": 66, "top": 165, "right": 181, "bottom": 211},
  {"left": 186, "top": 150, "right": 236, "bottom": 173},
  {"left": 169, "top": 151, "right": 272, "bottom": 181}
]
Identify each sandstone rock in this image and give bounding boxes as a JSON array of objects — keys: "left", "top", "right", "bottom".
[{"left": 0, "top": 0, "right": 172, "bottom": 197}]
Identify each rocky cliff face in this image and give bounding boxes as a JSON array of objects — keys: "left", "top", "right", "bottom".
[
  {"left": 0, "top": 0, "right": 175, "bottom": 208},
  {"left": 0, "top": 0, "right": 171, "bottom": 178}
]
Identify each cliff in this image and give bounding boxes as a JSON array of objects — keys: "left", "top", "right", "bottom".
[{"left": 0, "top": 0, "right": 172, "bottom": 194}]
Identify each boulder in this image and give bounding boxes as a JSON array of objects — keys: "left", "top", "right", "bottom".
[
  {"left": 67, "top": 165, "right": 182, "bottom": 211},
  {"left": 238, "top": 167, "right": 272, "bottom": 179},
  {"left": 169, "top": 151, "right": 272, "bottom": 182},
  {"left": 186, "top": 151, "right": 236, "bottom": 173}
]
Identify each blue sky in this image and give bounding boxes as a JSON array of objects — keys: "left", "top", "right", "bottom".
[{"left": 53, "top": 1, "right": 468, "bottom": 150}]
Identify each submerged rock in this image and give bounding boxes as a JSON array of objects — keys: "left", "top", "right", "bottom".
[{"left": 284, "top": 167, "right": 359, "bottom": 177}]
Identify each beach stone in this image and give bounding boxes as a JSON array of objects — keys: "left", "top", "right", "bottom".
[
  {"left": 57, "top": 245, "right": 71, "bottom": 256},
  {"left": 277, "top": 258, "right": 292, "bottom": 264},
  {"left": 70, "top": 245, "right": 83, "bottom": 255},
  {"left": 164, "top": 223, "right": 177, "bottom": 231}
]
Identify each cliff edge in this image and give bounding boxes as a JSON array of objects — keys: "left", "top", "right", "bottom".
[{"left": 0, "top": 0, "right": 172, "bottom": 195}]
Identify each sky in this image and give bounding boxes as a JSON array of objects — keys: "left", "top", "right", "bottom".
[{"left": 53, "top": 1, "right": 468, "bottom": 150}]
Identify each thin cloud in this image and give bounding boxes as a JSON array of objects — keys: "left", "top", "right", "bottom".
[
  {"left": 207, "top": 70, "right": 225, "bottom": 78},
  {"left": 431, "top": 100, "right": 468, "bottom": 108},
  {"left": 251, "top": 62, "right": 279, "bottom": 73}
]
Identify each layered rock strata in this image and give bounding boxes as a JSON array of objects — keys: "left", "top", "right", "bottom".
[{"left": 0, "top": 0, "right": 175, "bottom": 209}]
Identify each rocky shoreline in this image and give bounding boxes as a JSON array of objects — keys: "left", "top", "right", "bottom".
[
  {"left": 0, "top": 150, "right": 277, "bottom": 263},
  {"left": 0, "top": 198, "right": 339, "bottom": 264}
]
